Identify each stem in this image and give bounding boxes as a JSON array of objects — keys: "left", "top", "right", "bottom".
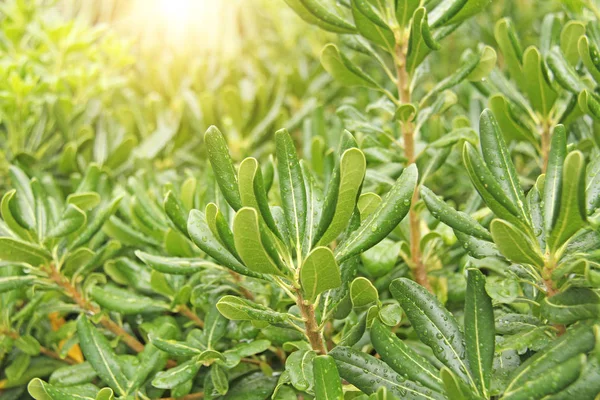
[
  {"left": 160, "top": 393, "right": 204, "bottom": 400},
  {"left": 295, "top": 290, "right": 327, "bottom": 354},
  {"left": 542, "top": 256, "right": 565, "bottom": 335},
  {"left": 540, "top": 119, "right": 551, "bottom": 173},
  {"left": 395, "top": 39, "right": 432, "bottom": 292},
  {"left": 45, "top": 264, "right": 145, "bottom": 353},
  {"left": 1, "top": 329, "right": 78, "bottom": 365},
  {"left": 178, "top": 305, "right": 204, "bottom": 328}
]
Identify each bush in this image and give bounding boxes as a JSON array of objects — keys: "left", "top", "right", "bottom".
[{"left": 1, "top": 0, "right": 600, "bottom": 399}]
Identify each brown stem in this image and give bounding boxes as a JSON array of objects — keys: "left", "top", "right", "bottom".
[
  {"left": 395, "top": 41, "right": 431, "bottom": 292},
  {"left": 542, "top": 257, "right": 565, "bottom": 336},
  {"left": 295, "top": 291, "right": 327, "bottom": 354},
  {"left": 540, "top": 120, "right": 551, "bottom": 173},
  {"left": 228, "top": 271, "right": 255, "bottom": 300},
  {"left": 45, "top": 264, "right": 145, "bottom": 353},
  {"left": 179, "top": 305, "right": 204, "bottom": 328}
]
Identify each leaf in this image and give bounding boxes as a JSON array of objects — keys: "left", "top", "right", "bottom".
[
  {"left": 300, "top": 246, "right": 341, "bottom": 302},
  {"left": 440, "top": 367, "right": 474, "bottom": 400},
  {"left": 211, "top": 364, "right": 229, "bottom": 395},
  {"left": 504, "top": 324, "right": 594, "bottom": 392},
  {"left": 89, "top": 285, "right": 170, "bottom": 315},
  {"left": 543, "top": 126, "right": 567, "bottom": 235},
  {"left": 522, "top": 46, "right": 558, "bottom": 116},
  {"left": 313, "top": 355, "right": 343, "bottom": 400},
  {"left": 283, "top": 0, "right": 356, "bottom": 33},
  {"left": 371, "top": 319, "right": 444, "bottom": 392},
  {"left": 464, "top": 269, "right": 494, "bottom": 397},
  {"left": 233, "top": 207, "right": 283, "bottom": 276},
  {"left": 163, "top": 191, "right": 189, "bottom": 235},
  {"left": 286, "top": 349, "right": 316, "bottom": 391},
  {"left": 547, "top": 151, "right": 587, "bottom": 251},
  {"left": 0, "top": 275, "right": 36, "bottom": 294},
  {"left": 350, "top": 277, "right": 378, "bottom": 307},
  {"left": 494, "top": 18, "right": 524, "bottom": 86},
  {"left": 462, "top": 143, "right": 527, "bottom": 229},
  {"left": 217, "top": 295, "right": 288, "bottom": 325},
  {"left": 502, "top": 355, "right": 585, "bottom": 400},
  {"left": 421, "top": 186, "right": 491, "bottom": 240},
  {"left": 76, "top": 316, "right": 128, "bottom": 396},
  {"left": 546, "top": 46, "right": 587, "bottom": 93},
  {"left": 490, "top": 220, "right": 544, "bottom": 267},
  {"left": 67, "top": 192, "right": 101, "bottom": 211},
  {"left": 578, "top": 35, "right": 600, "bottom": 83},
  {"left": 468, "top": 46, "right": 497, "bottom": 81},
  {"left": 47, "top": 204, "right": 86, "bottom": 239},
  {"left": 238, "top": 157, "right": 282, "bottom": 241},
  {"left": 316, "top": 148, "right": 365, "bottom": 246},
  {"left": 335, "top": 164, "right": 416, "bottom": 262},
  {"left": 406, "top": 8, "right": 440, "bottom": 75},
  {"left": 350, "top": 0, "right": 395, "bottom": 49},
  {"left": 360, "top": 239, "right": 400, "bottom": 278},
  {"left": 390, "top": 278, "right": 475, "bottom": 389},
  {"left": 478, "top": 109, "right": 528, "bottom": 223},
  {"left": 321, "top": 44, "right": 379, "bottom": 88},
  {"left": 188, "top": 209, "right": 262, "bottom": 279},
  {"left": 541, "top": 287, "right": 600, "bottom": 324},
  {"left": 28, "top": 378, "right": 95, "bottom": 400},
  {"left": 429, "top": 0, "right": 491, "bottom": 28},
  {"left": 0, "top": 237, "right": 51, "bottom": 266},
  {"left": 488, "top": 95, "right": 537, "bottom": 146},
  {"left": 586, "top": 152, "right": 600, "bottom": 215},
  {"left": 68, "top": 196, "right": 122, "bottom": 250},
  {"left": 9, "top": 166, "right": 36, "bottom": 230},
  {"left": 330, "top": 346, "right": 445, "bottom": 400},
  {"left": 275, "top": 129, "right": 307, "bottom": 248},
  {"left": 395, "top": 0, "right": 420, "bottom": 28},
  {"left": 205, "top": 126, "right": 242, "bottom": 210},
  {"left": 135, "top": 251, "right": 212, "bottom": 275},
  {"left": 152, "top": 357, "right": 202, "bottom": 389},
  {"left": 560, "top": 21, "right": 586, "bottom": 66}
]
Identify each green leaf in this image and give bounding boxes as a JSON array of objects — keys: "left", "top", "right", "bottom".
[
  {"left": 9, "top": 166, "right": 36, "bottom": 230},
  {"left": 429, "top": 0, "right": 491, "bottom": 28},
  {"left": 504, "top": 324, "right": 594, "bottom": 392},
  {"left": 546, "top": 46, "right": 587, "bottom": 93},
  {"left": 2, "top": 190, "right": 33, "bottom": 241},
  {"left": 522, "top": 46, "right": 558, "bottom": 116},
  {"left": 490, "top": 220, "right": 544, "bottom": 267},
  {"left": 68, "top": 196, "right": 122, "bottom": 250},
  {"left": 421, "top": 186, "right": 491, "bottom": 240},
  {"left": 578, "top": 35, "right": 600, "bottom": 83},
  {"left": 233, "top": 207, "right": 283, "bottom": 276},
  {"left": 0, "top": 275, "right": 36, "bottom": 294},
  {"left": 188, "top": 210, "right": 262, "bottom": 279},
  {"left": 163, "top": 191, "right": 189, "bottom": 236},
  {"left": 238, "top": 157, "right": 282, "bottom": 241},
  {"left": 560, "top": 21, "right": 586, "bottom": 66},
  {"left": 205, "top": 126, "right": 242, "bottom": 210},
  {"left": 321, "top": 44, "right": 380, "bottom": 88},
  {"left": 47, "top": 204, "right": 86, "bottom": 239},
  {"left": 330, "top": 346, "right": 445, "bottom": 399},
  {"left": 478, "top": 109, "right": 528, "bottom": 223},
  {"left": 502, "top": 355, "right": 585, "bottom": 400},
  {"left": 395, "top": 0, "right": 419, "bottom": 28},
  {"left": 313, "top": 355, "right": 343, "bottom": 400},
  {"left": 468, "top": 46, "right": 496, "bottom": 81},
  {"left": 350, "top": 277, "right": 378, "bottom": 307},
  {"left": 547, "top": 151, "right": 587, "bottom": 251},
  {"left": 28, "top": 378, "right": 94, "bottom": 400},
  {"left": 406, "top": 8, "right": 440, "bottom": 75},
  {"left": 316, "top": 148, "right": 365, "bottom": 246},
  {"left": 152, "top": 357, "right": 202, "bottom": 389},
  {"left": 543, "top": 126, "right": 567, "bottom": 235},
  {"left": 440, "top": 367, "right": 474, "bottom": 400},
  {"left": 371, "top": 319, "right": 444, "bottom": 392},
  {"left": 286, "top": 349, "right": 316, "bottom": 391},
  {"left": 89, "top": 285, "right": 170, "bottom": 315},
  {"left": 586, "top": 152, "right": 600, "bottom": 215},
  {"left": 76, "top": 316, "right": 128, "bottom": 396},
  {"left": 211, "top": 364, "right": 229, "bottom": 395},
  {"left": 351, "top": 0, "right": 395, "bottom": 49},
  {"left": 283, "top": 0, "right": 356, "bottom": 33},
  {"left": 390, "top": 278, "right": 475, "bottom": 389},
  {"left": 494, "top": 18, "right": 524, "bottom": 86},
  {"left": 488, "top": 95, "right": 537, "bottom": 146},
  {"left": 540, "top": 287, "right": 600, "bottom": 324},
  {"left": 335, "top": 164, "right": 416, "bottom": 262},
  {"left": 275, "top": 129, "right": 307, "bottom": 248},
  {"left": 300, "top": 246, "right": 341, "bottom": 302},
  {"left": 67, "top": 192, "right": 101, "bottom": 211},
  {"left": 135, "top": 251, "right": 213, "bottom": 275},
  {"left": 464, "top": 269, "right": 494, "bottom": 397},
  {"left": 0, "top": 237, "right": 51, "bottom": 266},
  {"left": 217, "top": 295, "right": 288, "bottom": 325}
]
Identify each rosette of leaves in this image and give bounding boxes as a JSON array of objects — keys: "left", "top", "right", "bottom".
[
  {"left": 134, "top": 125, "right": 417, "bottom": 396},
  {"left": 283, "top": 0, "right": 495, "bottom": 291},
  {"left": 421, "top": 109, "right": 600, "bottom": 328},
  {"left": 330, "top": 269, "right": 600, "bottom": 399},
  {"left": 480, "top": 14, "right": 592, "bottom": 173}
]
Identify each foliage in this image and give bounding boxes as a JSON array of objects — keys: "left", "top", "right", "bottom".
[{"left": 0, "top": 0, "right": 600, "bottom": 399}]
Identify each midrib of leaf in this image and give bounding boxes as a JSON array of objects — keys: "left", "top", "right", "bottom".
[
  {"left": 284, "top": 150, "right": 302, "bottom": 252},
  {"left": 383, "top": 334, "right": 442, "bottom": 386},
  {"left": 470, "top": 287, "right": 486, "bottom": 397},
  {"left": 91, "top": 328, "right": 125, "bottom": 396},
  {"left": 300, "top": 351, "right": 312, "bottom": 386}
]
